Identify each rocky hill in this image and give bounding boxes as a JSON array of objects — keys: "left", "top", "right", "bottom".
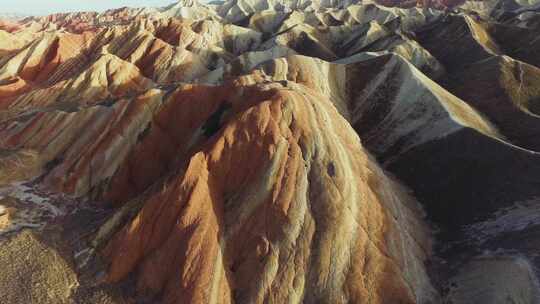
[{"left": 0, "top": 0, "right": 540, "bottom": 303}]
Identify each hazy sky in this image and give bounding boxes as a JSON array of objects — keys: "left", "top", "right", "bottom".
[{"left": 0, "top": 0, "right": 178, "bottom": 16}]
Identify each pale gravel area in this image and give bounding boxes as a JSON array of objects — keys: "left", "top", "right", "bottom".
[
  {"left": 0, "top": 182, "right": 67, "bottom": 236},
  {"left": 444, "top": 255, "right": 540, "bottom": 304},
  {"left": 0, "top": 183, "right": 126, "bottom": 304},
  {"left": 0, "top": 230, "right": 79, "bottom": 304}
]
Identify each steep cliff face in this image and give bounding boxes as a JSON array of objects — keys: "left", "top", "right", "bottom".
[{"left": 1, "top": 0, "right": 540, "bottom": 303}]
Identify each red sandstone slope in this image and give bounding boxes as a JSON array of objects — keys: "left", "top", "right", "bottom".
[{"left": 102, "top": 78, "right": 435, "bottom": 303}]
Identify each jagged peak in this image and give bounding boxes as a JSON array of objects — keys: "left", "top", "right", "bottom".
[{"left": 164, "top": 0, "right": 205, "bottom": 8}]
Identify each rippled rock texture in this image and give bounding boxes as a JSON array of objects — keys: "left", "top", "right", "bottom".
[{"left": 1, "top": 0, "right": 540, "bottom": 303}]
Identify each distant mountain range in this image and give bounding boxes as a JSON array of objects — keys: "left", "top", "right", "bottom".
[{"left": 0, "top": 13, "right": 27, "bottom": 20}]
